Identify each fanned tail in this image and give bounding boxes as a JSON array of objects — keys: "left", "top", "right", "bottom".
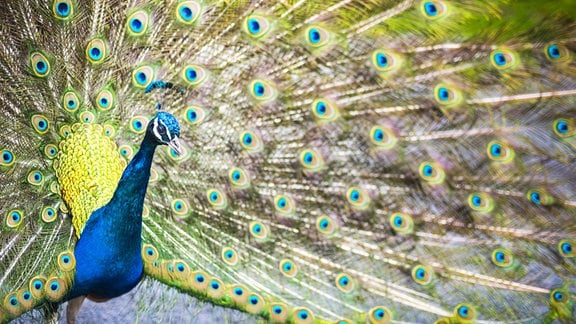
[{"left": 1, "top": 0, "right": 576, "bottom": 323}]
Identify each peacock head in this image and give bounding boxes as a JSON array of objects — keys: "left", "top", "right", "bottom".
[{"left": 148, "top": 111, "right": 182, "bottom": 155}]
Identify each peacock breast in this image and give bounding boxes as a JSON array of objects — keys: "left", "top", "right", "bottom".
[{"left": 70, "top": 203, "right": 144, "bottom": 300}]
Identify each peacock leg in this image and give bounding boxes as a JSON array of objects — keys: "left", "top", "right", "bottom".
[{"left": 65, "top": 295, "right": 86, "bottom": 324}]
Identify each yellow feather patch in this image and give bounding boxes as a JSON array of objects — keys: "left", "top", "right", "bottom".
[{"left": 53, "top": 123, "right": 124, "bottom": 236}]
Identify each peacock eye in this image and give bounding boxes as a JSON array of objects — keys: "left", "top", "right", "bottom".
[
  {"left": 129, "top": 116, "right": 148, "bottom": 134},
  {"left": 127, "top": 10, "right": 150, "bottom": 36},
  {"left": 181, "top": 64, "right": 208, "bottom": 87},
  {"left": 86, "top": 37, "right": 107, "bottom": 64},
  {"left": 131, "top": 65, "right": 156, "bottom": 88},
  {"left": 30, "top": 52, "right": 51, "bottom": 78},
  {"left": 244, "top": 15, "right": 271, "bottom": 39},
  {"left": 53, "top": 0, "right": 74, "bottom": 21},
  {"left": 305, "top": 26, "right": 330, "bottom": 48},
  {"left": 175, "top": 1, "right": 201, "bottom": 25},
  {"left": 490, "top": 48, "right": 518, "bottom": 70},
  {"left": 420, "top": 1, "right": 447, "bottom": 19}
]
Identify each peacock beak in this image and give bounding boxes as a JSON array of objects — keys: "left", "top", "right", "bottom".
[{"left": 168, "top": 137, "right": 183, "bottom": 156}]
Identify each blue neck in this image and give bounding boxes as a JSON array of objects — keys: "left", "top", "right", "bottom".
[
  {"left": 69, "top": 132, "right": 158, "bottom": 299},
  {"left": 109, "top": 132, "right": 157, "bottom": 220}
]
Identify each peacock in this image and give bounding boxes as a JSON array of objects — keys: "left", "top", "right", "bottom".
[{"left": 1, "top": 0, "right": 575, "bottom": 323}]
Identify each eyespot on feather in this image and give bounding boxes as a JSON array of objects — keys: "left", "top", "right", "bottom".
[
  {"left": 467, "top": 192, "right": 495, "bottom": 213},
  {"left": 189, "top": 270, "right": 209, "bottom": 292},
  {"left": 5, "top": 209, "right": 24, "bottom": 228},
  {"left": 53, "top": 0, "right": 74, "bottom": 21},
  {"left": 243, "top": 15, "right": 272, "bottom": 39},
  {"left": 228, "top": 167, "right": 250, "bottom": 189},
  {"left": 389, "top": 213, "right": 413, "bottom": 234},
  {"left": 311, "top": 98, "right": 339, "bottom": 121},
  {"left": 41, "top": 206, "right": 57, "bottom": 223},
  {"left": 171, "top": 198, "right": 190, "bottom": 219},
  {"left": 31, "top": 115, "right": 50, "bottom": 135},
  {"left": 335, "top": 273, "right": 355, "bottom": 293},
  {"left": 221, "top": 246, "right": 239, "bottom": 266},
  {"left": 181, "top": 64, "right": 208, "bottom": 87},
  {"left": 131, "top": 65, "right": 155, "bottom": 88},
  {"left": 142, "top": 244, "right": 159, "bottom": 263},
  {"left": 368, "top": 306, "right": 392, "bottom": 324},
  {"left": 558, "top": 239, "right": 575, "bottom": 258},
  {"left": 95, "top": 86, "right": 116, "bottom": 111},
  {"left": 420, "top": 1, "right": 447, "bottom": 20},
  {"left": 249, "top": 221, "right": 269, "bottom": 240},
  {"left": 127, "top": 10, "right": 150, "bottom": 37},
  {"left": 418, "top": 162, "right": 445, "bottom": 184},
  {"left": 553, "top": 118, "right": 574, "bottom": 137},
  {"left": 59, "top": 125, "right": 72, "bottom": 138},
  {"left": 550, "top": 288, "right": 570, "bottom": 305},
  {"left": 119, "top": 145, "right": 134, "bottom": 160},
  {"left": 292, "top": 307, "right": 314, "bottom": 324},
  {"left": 249, "top": 79, "right": 277, "bottom": 102},
  {"left": 304, "top": 26, "right": 330, "bottom": 48},
  {"left": 274, "top": 194, "right": 295, "bottom": 216},
  {"left": 245, "top": 293, "right": 265, "bottom": 314},
  {"left": 316, "top": 216, "right": 338, "bottom": 236},
  {"left": 62, "top": 89, "right": 81, "bottom": 113},
  {"left": 487, "top": 141, "right": 514, "bottom": 162},
  {"left": 207, "top": 277, "right": 225, "bottom": 299},
  {"left": 239, "top": 131, "right": 263, "bottom": 153},
  {"left": 346, "top": 187, "right": 371, "bottom": 210},
  {"left": 207, "top": 189, "right": 228, "bottom": 209},
  {"left": 545, "top": 44, "right": 571, "bottom": 63},
  {"left": 175, "top": 1, "right": 201, "bottom": 25},
  {"left": 371, "top": 49, "right": 403, "bottom": 75},
  {"left": 86, "top": 37, "right": 108, "bottom": 64},
  {"left": 454, "top": 303, "right": 475, "bottom": 322},
  {"left": 29, "top": 52, "right": 51, "bottom": 78},
  {"left": 27, "top": 170, "right": 45, "bottom": 186},
  {"left": 44, "top": 277, "right": 68, "bottom": 302},
  {"left": 57, "top": 251, "right": 76, "bottom": 271},
  {"left": 279, "top": 259, "right": 298, "bottom": 278},
  {"left": 79, "top": 111, "right": 96, "bottom": 124},
  {"left": 299, "top": 149, "right": 324, "bottom": 171},
  {"left": 3, "top": 292, "right": 21, "bottom": 317},
  {"left": 433, "top": 83, "right": 462, "bottom": 107},
  {"left": 269, "top": 302, "right": 290, "bottom": 323},
  {"left": 490, "top": 48, "right": 519, "bottom": 70},
  {"left": 526, "top": 189, "right": 554, "bottom": 206},
  {"left": 491, "top": 248, "right": 514, "bottom": 267},
  {"left": 370, "top": 126, "right": 397, "bottom": 149},
  {"left": 411, "top": 264, "right": 434, "bottom": 285},
  {"left": 229, "top": 284, "right": 249, "bottom": 306},
  {"left": 1, "top": 149, "right": 15, "bottom": 167},
  {"left": 29, "top": 276, "right": 47, "bottom": 299},
  {"left": 184, "top": 106, "right": 206, "bottom": 125},
  {"left": 129, "top": 116, "right": 149, "bottom": 134}
]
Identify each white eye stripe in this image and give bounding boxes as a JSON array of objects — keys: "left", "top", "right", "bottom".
[
  {"left": 159, "top": 119, "right": 172, "bottom": 140},
  {"left": 152, "top": 118, "right": 161, "bottom": 140}
]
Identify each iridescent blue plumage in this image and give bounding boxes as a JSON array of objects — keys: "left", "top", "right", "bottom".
[{"left": 69, "top": 112, "right": 181, "bottom": 300}]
